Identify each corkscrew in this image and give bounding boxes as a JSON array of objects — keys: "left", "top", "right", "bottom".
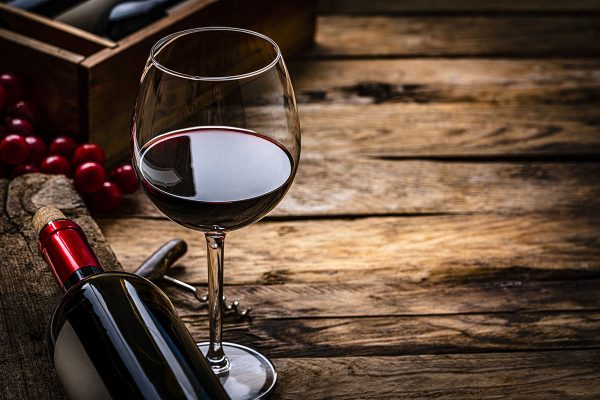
[{"left": 133, "top": 239, "right": 251, "bottom": 318}]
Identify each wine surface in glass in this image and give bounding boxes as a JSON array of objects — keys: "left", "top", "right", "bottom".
[{"left": 138, "top": 127, "right": 293, "bottom": 231}]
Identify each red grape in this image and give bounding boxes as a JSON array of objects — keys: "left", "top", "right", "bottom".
[
  {"left": 0, "top": 134, "right": 29, "bottom": 165},
  {"left": 10, "top": 164, "right": 39, "bottom": 179},
  {"left": 92, "top": 181, "right": 122, "bottom": 213},
  {"left": 49, "top": 136, "right": 77, "bottom": 159},
  {"left": 110, "top": 164, "right": 138, "bottom": 194},
  {"left": 0, "top": 85, "right": 6, "bottom": 111},
  {"left": 25, "top": 135, "right": 47, "bottom": 165},
  {"left": 5, "top": 117, "right": 34, "bottom": 136},
  {"left": 0, "top": 73, "right": 25, "bottom": 104},
  {"left": 7, "top": 100, "right": 39, "bottom": 124},
  {"left": 74, "top": 162, "right": 106, "bottom": 193},
  {"left": 40, "top": 155, "right": 70, "bottom": 175},
  {"left": 0, "top": 124, "right": 6, "bottom": 139},
  {"left": 72, "top": 143, "right": 105, "bottom": 166}
]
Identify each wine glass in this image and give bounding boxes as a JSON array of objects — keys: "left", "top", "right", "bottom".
[{"left": 131, "top": 27, "right": 300, "bottom": 399}]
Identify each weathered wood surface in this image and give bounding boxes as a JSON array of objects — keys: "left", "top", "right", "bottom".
[
  {"left": 290, "top": 59, "right": 600, "bottom": 105},
  {"left": 0, "top": 175, "right": 122, "bottom": 400},
  {"left": 272, "top": 351, "right": 600, "bottom": 399},
  {"left": 4, "top": 2, "right": 600, "bottom": 399},
  {"left": 297, "top": 104, "right": 600, "bottom": 157},
  {"left": 183, "top": 312, "right": 600, "bottom": 358},
  {"left": 318, "top": 0, "right": 600, "bottom": 14},
  {"left": 161, "top": 279, "right": 600, "bottom": 318},
  {"left": 312, "top": 16, "right": 600, "bottom": 57},
  {"left": 119, "top": 159, "right": 600, "bottom": 218},
  {"left": 101, "top": 213, "right": 600, "bottom": 286}
]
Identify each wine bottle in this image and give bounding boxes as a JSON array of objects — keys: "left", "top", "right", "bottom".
[
  {"left": 7, "top": 0, "right": 84, "bottom": 17},
  {"left": 55, "top": 0, "right": 182, "bottom": 40},
  {"left": 34, "top": 206, "right": 230, "bottom": 400}
]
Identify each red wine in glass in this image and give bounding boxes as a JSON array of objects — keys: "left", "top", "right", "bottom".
[{"left": 137, "top": 126, "right": 294, "bottom": 232}]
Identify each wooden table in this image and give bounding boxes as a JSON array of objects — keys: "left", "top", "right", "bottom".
[{"left": 2, "top": 1, "right": 600, "bottom": 398}]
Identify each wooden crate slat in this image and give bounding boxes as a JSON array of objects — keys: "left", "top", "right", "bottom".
[
  {"left": 99, "top": 213, "right": 600, "bottom": 286},
  {"left": 0, "top": 4, "right": 115, "bottom": 57},
  {"left": 312, "top": 16, "right": 600, "bottom": 57},
  {"left": 272, "top": 351, "right": 600, "bottom": 399}
]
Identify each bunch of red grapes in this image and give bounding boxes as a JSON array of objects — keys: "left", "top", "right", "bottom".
[{"left": 0, "top": 72, "right": 138, "bottom": 213}]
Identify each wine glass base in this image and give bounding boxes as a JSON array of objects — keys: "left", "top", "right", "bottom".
[{"left": 197, "top": 342, "right": 277, "bottom": 400}]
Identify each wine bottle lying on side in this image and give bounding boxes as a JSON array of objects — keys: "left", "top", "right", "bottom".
[
  {"left": 55, "top": 0, "right": 184, "bottom": 40},
  {"left": 33, "top": 206, "right": 230, "bottom": 400},
  {"left": 7, "top": 0, "right": 84, "bottom": 18}
]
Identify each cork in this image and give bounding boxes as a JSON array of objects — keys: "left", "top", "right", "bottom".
[{"left": 32, "top": 206, "right": 66, "bottom": 234}]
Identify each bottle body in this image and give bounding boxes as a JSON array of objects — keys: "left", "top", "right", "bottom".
[
  {"left": 33, "top": 207, "right": 229, "bottom": 400},
  {"left": 48, "top": 272, "right": 228, "bottom": 399},
  {"left": 7, "top": 0, "right": 84, "bottom": 17}
]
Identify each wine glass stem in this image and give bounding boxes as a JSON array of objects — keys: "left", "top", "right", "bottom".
[{"left": 205, "top": 233, "right": 230, "bottom": 374}]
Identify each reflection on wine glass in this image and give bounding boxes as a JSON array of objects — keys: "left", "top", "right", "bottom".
[{"left": 132, "top": 27, "right": 300, "bottom": 399}]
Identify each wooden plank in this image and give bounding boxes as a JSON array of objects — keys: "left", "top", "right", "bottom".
[
  {"left": 120, "top": 158, "right": 600, "bottom": 218},
  {"left": 99, "top": 213, "right": 600, "bottom": 286},
  {"left": 318, "top": 0, "right": 600, "bottom": 14},
  {"left": 312, "top": 16, "right": 600, "bottom": 57},
  {"left": 160, "top": 279, "right": 600, "bottom": 319},
  {"left": 0, "top": 4, "right": 115, "bottom": 57},
  {"left": 183, "top": 312, "right": 600, "bottom": 357},
  {"left": 297, "top": 104, "right": 600, "bottom": 157},
  {"left": 289, "top": 59, "right": 600, "bottom": 105},
  {"left": 82, "top": 0, "right": 316, "bottom": 163},
  {"left": 0, "top": 28, "right": 83, "bottom": 137},
  {"left": 0, "top": 175, "right": 122, "bottom": 399},
  {"left": 272, "top": 351, "right": 600, "bottom": 399}
]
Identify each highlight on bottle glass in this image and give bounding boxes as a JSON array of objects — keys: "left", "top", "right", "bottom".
[{"left": 131, "top": 27, "right": 301, "bottom": 399}]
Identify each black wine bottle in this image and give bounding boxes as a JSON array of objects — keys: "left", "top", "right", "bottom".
[
  {"left": 7, "top": 0, "right": 84, "bottom": 17},
  {"left": 56, "top": 0, "right": 182, "bottom": 40},
  {"left": 34, "top": 206, "right": 230, "bottom": 400}
]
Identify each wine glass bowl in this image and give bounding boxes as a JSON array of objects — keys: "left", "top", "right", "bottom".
[{"left": 132, "top": 27, "right": 300, "bottom": 399}]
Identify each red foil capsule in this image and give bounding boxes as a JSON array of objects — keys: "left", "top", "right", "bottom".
[{"left": 38, "top": 219, "right": 103, "bottom": 290}]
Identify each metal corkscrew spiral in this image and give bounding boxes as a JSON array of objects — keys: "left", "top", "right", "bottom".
[{"left": 133, "top": 239, "right": 251, "bottom": 318}]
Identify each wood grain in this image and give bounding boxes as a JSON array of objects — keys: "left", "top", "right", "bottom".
[
  {"left": 312, "top": 16, "right": 600, "bottom": 57},
  {"left": 272, "top": 351, "right": 600, "bottom": 399},
  {"left": 99, "top": 213, "right": 600, "bottom": 286},
  {"left": 0, "top": 175, "right": 122, "bottom": 399},
  {"left": 183, "top": 312, "right": 600, "bottom": 358},
  {"left": 120, "top": 158, "right": 600, "bottom": 218},
  {"left": 297, "top": 104, "right": 600, "bottom": 157},
  {"left": 160, "top": 279, "right": 600, "bottom": 319},
  {"left": 318, "top": 0, "right": 600, "bottom": 14},
  {"left": 289, "top": 59, "right": 600, "bottom": 105}
]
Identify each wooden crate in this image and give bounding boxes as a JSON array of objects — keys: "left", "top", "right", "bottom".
[{"left": 0, "top": 0, "right": 316, "bottom": 163}]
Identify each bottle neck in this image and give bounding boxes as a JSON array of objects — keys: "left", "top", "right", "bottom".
[{"left": 38, "top": 219, "right": 104, "bottom": 291}]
